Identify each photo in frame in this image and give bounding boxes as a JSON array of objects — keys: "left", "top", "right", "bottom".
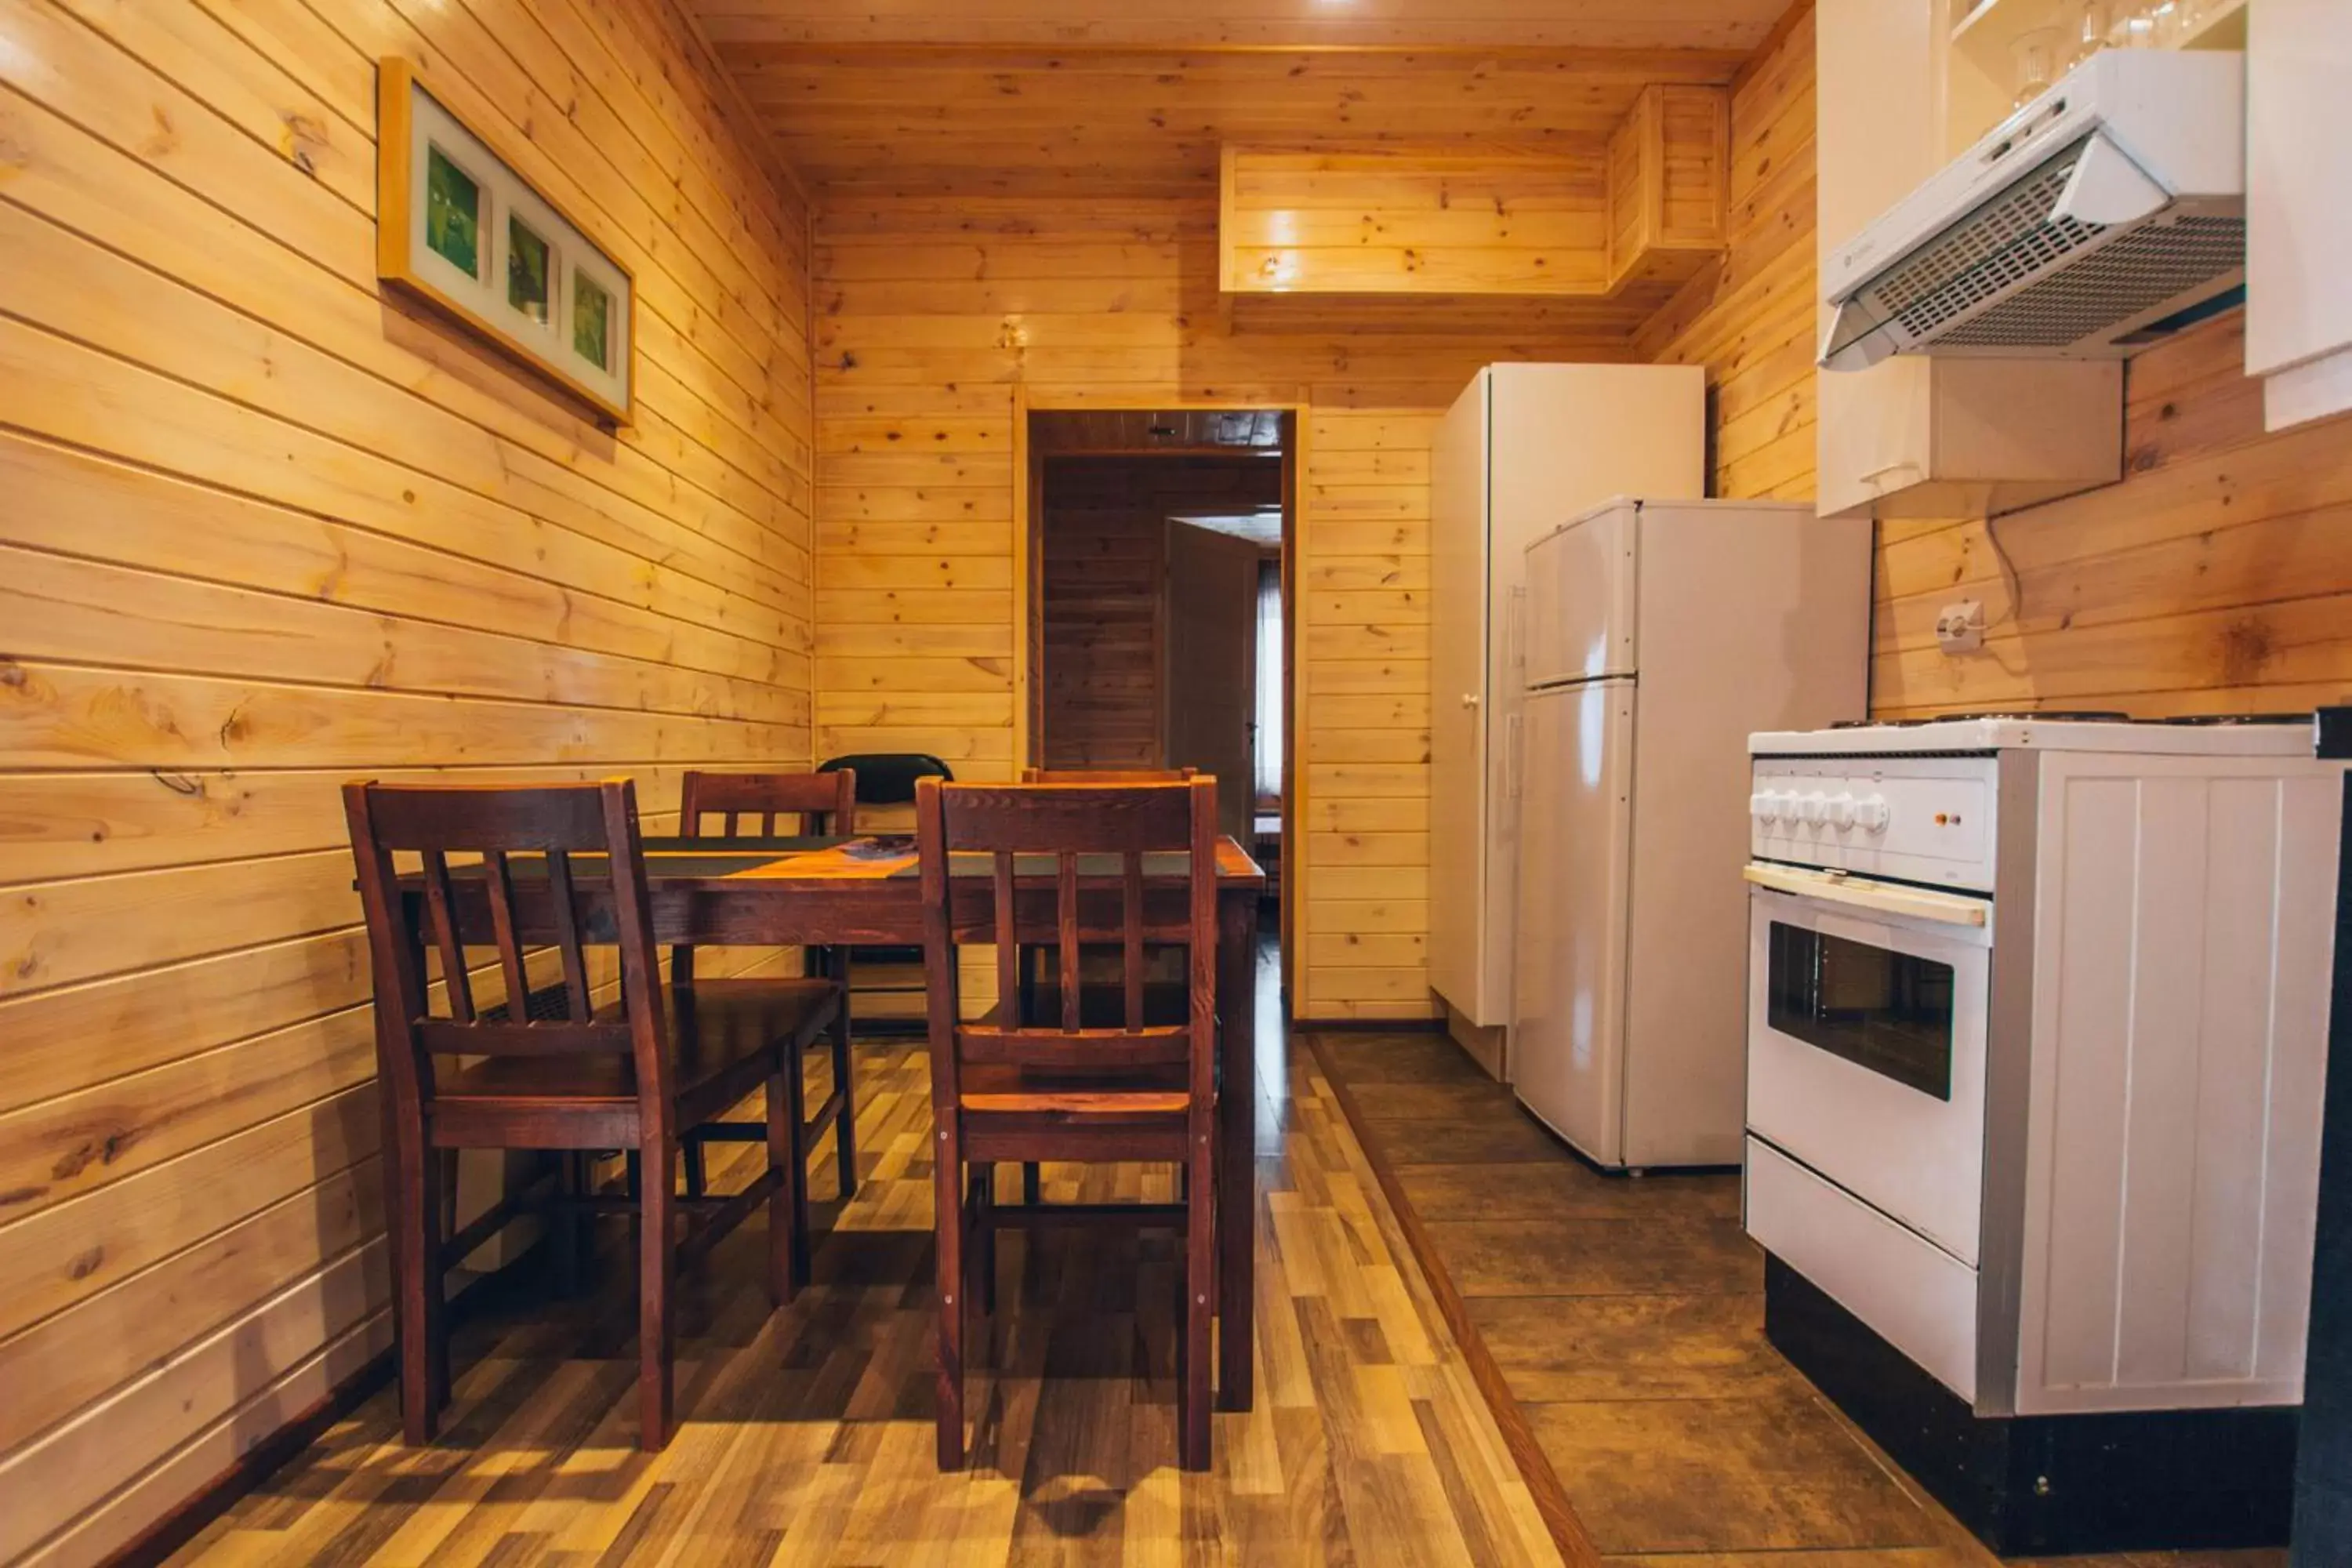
[{"left": 376, "top": 58, "right": 633, "bottom": 424}]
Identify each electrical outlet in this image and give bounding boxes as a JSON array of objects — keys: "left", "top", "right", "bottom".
[{"left": 1935, "top": 599, "right": 1986, "bottom": 654}]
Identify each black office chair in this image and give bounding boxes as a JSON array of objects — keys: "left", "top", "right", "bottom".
[
  {"left": 818, "top": 753, "right": 951, "bottom": 1034},
  {"left": 821, "top": 753, "right": 953, "bottom": 807}
]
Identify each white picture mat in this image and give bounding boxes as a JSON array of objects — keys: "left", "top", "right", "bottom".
[{"left": 401, "top": 81, "right": 631, "bottom": 415}]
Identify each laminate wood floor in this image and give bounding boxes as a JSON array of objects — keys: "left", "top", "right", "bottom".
[
  {"left": 169, "top": 960, "right": 1560, "bottom": 1566},
  {"left": 1315, "top": 1031, "right": 2293, "bottom": 1568}
]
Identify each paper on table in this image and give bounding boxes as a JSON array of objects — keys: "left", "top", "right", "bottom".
[{"left": 727, "top": 843, "right": 917, "bottom": 880}]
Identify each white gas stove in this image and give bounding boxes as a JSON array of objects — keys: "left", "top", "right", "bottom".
[
  {"left": 1746, "top": 712, "right": 2324, "bottom": 891},
  {"left": 1740, "top": 710, "right": 2343, "bottom": 1552}
]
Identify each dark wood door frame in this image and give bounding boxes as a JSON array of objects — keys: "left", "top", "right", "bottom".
[{"left": 1014, "top": 396, "right": 1301, "bottom": 1006}]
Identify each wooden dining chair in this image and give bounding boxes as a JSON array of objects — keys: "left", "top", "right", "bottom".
[
  {"left": 821, "top": 752, "right": 953, "bottom": 1033},
  {"left": 916, "top": 775, "right": 1221, "bottom": 1472},
  {"left": 674, "top": 768, "right": 861, "bottom": 1254},
  {"left": 345, "top": 779, "right": 843, "bottom": 1452},
  {"left": 1010, "top": 768, "right": 1203, "bottom": 1202}
]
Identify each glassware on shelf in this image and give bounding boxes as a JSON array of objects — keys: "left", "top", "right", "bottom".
[
  {"left": 2107, "top": 1, "right": 2158, "bottom": 46},
  {"left": 2012, "top": 27, "right": 2061, "bottom": 107},
  {"left": 2065, "top": 0, "right": 2111, "bottom": 68}
]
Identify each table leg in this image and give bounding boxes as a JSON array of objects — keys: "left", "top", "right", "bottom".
[{"left": 1216, "top": 894, "right": 1257, "bottom": 1411}]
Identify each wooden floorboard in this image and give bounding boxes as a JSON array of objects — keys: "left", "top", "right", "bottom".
[
  {"left": 168, "top": 956, "right": 1559, "bottom": 1566},
  {"left": 1312, "top": 1030, "right": 2296, "bottom": 1568}
]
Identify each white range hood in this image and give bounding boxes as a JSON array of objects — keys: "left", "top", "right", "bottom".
[{"left": 1820, "top": 47, "right": 2245, "bottom": 372}]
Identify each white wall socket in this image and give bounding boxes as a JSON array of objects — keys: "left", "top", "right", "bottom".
[{"left": 1935, "top": 599, "right": 1987, "bottom": 654}]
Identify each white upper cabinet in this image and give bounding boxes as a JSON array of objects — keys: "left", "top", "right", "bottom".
[
  {"left": 1815, "top": 0, "right": 2122, "bottom": 519},
  {"left": 2246, "top": 0, "right": 2352, "bottom": 430}
]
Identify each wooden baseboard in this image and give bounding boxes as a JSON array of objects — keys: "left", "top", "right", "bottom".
[
  {"left": 1306, "top": 1033, "right": 1602, "bottom": 1568},
  {"left": 103, "top": 1251, "right": 529, "bottom": 1568},
  {"left": 1289, "top": 1015, "right": 1444, "bottom": 1033},
  {"left": 106, "top": 1347, "right": 394, "bottom": 1567}
]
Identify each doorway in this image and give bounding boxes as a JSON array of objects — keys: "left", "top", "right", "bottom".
[{"left": 1020, "top": 406, "right": 1298, "bottom": 997}]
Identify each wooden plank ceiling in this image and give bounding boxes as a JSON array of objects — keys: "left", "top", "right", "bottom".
[
  {"left": 688, "top": 4, "right": 1759, "bottom": 198},
  {"left": 691, "top": 0, "right": 1792, "bottom": 50}
]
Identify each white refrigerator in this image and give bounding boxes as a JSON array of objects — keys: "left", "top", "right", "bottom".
[
  {"left": 1428, "top": 365, "right": 1706, "bottom": 1037},
  {"left": 1510, "top": 498, "right": 1871, "bottom": 1169}
]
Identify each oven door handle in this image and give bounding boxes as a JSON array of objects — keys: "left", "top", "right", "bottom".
[{"left": 1743, "top": 863, "right": 1989, "bottom": 928}]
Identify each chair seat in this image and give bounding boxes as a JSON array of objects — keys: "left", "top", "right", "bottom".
[
  {"left": 437, "top": 978, "right": 839, "bottom": 1129},
  {"left": 956, "top": 1059, "right": 1212, "bottom": 1122}
]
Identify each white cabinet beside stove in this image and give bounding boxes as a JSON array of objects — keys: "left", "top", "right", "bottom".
[{"left": 2007, "top": 751, "right": 2342, "bottom": 1414}]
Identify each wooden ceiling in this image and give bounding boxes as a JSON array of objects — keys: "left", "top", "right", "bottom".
[
  {"left": 690, "top": 4, "right": 1766, "bottom": 195},
  {"left": 690, "top": 2, "right": 1792, "bottom": 51}
]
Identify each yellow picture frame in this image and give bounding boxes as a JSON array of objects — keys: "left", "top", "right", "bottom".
[{"left": 376, "top": 58, "right": 635, "bottom": 426}]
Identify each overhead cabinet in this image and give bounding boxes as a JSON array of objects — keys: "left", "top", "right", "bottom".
[
  {"left": 2246, "top": 0, "right": 2352, "bottom": 430},
  {"left": 1216, "top": 84, "right": 1729, "bottom": 325}
]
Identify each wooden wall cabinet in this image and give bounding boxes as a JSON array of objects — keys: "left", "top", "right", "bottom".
[
  {"left": 1219, "top": 86, "right": 1727, "bottom": 307},
  {"left": 2246, "top": 0, "right": 2352, "bottom": 431},
  {"left": 1607, "top": 85, "right": 1733, "bottom": 292},
  {"left": 1813, "top": 0, "right": 2122, "bottom": 520}
]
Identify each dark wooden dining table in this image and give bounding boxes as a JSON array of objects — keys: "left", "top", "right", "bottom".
[{"left": 383, "top": 833, "right": 1265, "bottom": 1412}]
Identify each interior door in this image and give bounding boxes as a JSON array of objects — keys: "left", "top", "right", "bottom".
[{"left": 1163, "top": 520, "right": 1259, "bottom": 846}]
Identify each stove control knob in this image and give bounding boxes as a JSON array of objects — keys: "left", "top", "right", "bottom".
[
  {"left": 1856, "top": 794, "right": 1891, "bottom": 834},
  {"left": 1749, "top": 792, "right": 1777, "bottom": 823},
  {"left": 1828, "top": 793, "right": 1858, "bottom": 829},
  {"left": 1797, "top": 792, "right": 1826, "bottom": 825}
]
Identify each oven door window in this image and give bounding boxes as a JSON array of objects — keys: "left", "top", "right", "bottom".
[{"left": 1766, "top": 921, "right": 1955, "bottom": 1101}]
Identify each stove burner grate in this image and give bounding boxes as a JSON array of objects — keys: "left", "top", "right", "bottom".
[{"left": 1831, "top": 710, "right": 2130, "bottom": 729}]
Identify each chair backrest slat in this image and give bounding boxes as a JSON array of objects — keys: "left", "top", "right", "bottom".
[
  {"left": 915, "top": 776, "right": 1218, "bottom": 1092},
  {"left": 993, "top": 850, "right": 1019, "bottom": 1009},
  {"left": 480, "top": 850, "right": 533, "bottom": 1018},
  {"left": 1057, "top": 851, "right": 1081, "bottom": 1031},
  {"left": 546, "top": 849, "right": 593, "bottom": 1020},
  {"left": 1123, "top": 851, "right": 1145, "bottom": 1032},
  {"left": 419, "top": 849, "right": 475, "bottom": 1025}
]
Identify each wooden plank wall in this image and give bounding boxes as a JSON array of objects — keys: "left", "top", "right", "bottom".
[
  {"left": 1637, "top": 2, "right": 1820, "bottom": 501},
  {"left": 1040, "top": 458, "right": 1283, "bottom": 769},
  {"left": 0, "top": 1, "right": 815, "bottom": 1559},
  {"left": 813, "top": 199, "right": 1635, "bottom": 1021},
  {"left": 1639, "top": 0, "right": 2352, "bottom": 717},
  {"left": 1872, "top": 313, "right": 2352, "bottom": 718}
]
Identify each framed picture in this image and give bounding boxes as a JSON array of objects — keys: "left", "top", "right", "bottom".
[{"left": 376, "top": 58, "right": 633, "bottom": 425}]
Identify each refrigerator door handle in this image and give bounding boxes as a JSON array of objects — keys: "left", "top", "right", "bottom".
[
  {"left": 1505, "top": 713, "right": 1523, "bottom": 800},
  {"left": 1507, "top": 586, "right": 1526, "bottom": 678}
]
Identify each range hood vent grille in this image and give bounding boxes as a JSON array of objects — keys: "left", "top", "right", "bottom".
[
  {"left": 1933, "top": 212, "right": 2245, "bottom": 350},
  {"left": 1826, "top": 142, "right": 2110, "bottom": 364},
  {"left": 1870, "top": 145, "right": 2102, "bottom": 337}
]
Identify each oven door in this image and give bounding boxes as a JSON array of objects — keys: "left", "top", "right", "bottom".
[{"left": 1745, "top": 867, "right": 1991, "bottom": 1265}]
